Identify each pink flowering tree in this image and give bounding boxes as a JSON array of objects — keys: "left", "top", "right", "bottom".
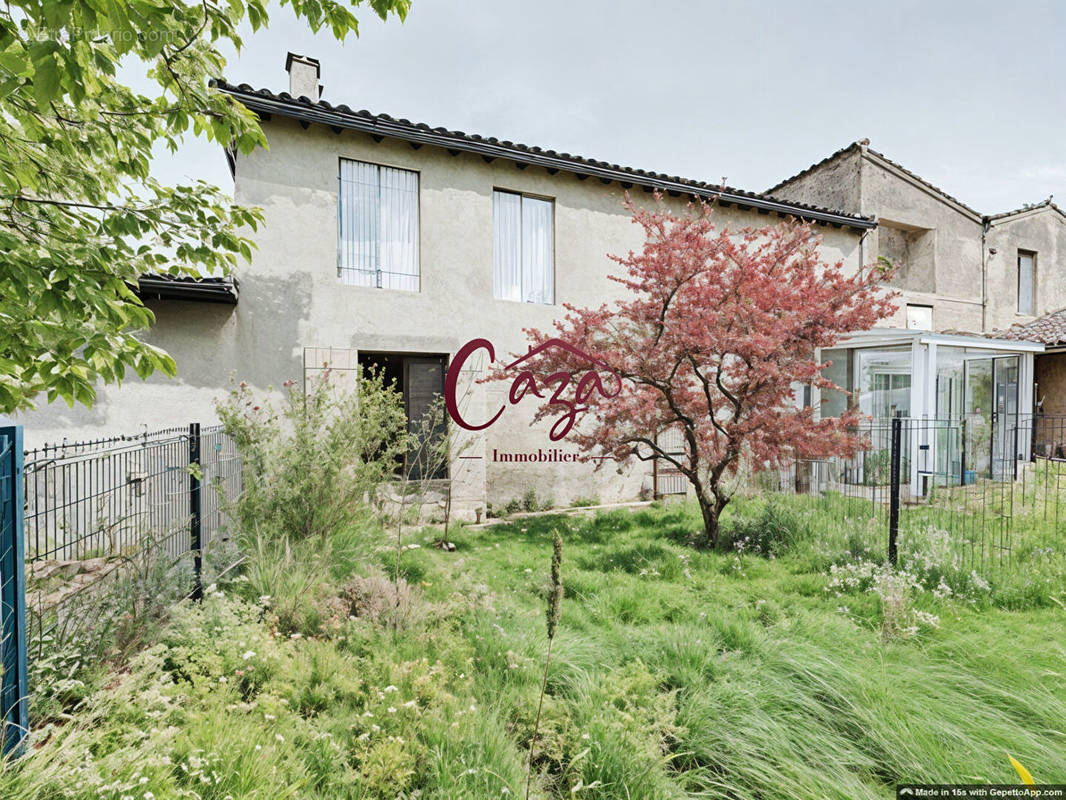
[{"left": 507, "top": 198, "right": 897, "bottom": 547}]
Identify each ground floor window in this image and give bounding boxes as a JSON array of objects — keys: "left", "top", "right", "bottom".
[{"left": 357, "top": 352, "right": 448, "bottom": 480}]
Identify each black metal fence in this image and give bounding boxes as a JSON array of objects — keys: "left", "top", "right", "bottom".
[
  {"left": 20, "top": 423, "right": 243, "bottom": 719},
  {"left": 773, "top": 413, "right": 1066, "bottom": 572},
  {"left": 23, "top": 424, "right": 241, "bottom": 568},
  {"left": 1, "top": 421, "right": 243, "bottom": 751}
]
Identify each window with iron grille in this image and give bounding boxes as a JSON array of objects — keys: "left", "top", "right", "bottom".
[{"left": 338, "top": 159, "right": 420, "bottom": 291}]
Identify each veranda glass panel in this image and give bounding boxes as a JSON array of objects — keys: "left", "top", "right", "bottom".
[
  {"left": 857, "top": 348, "right": 911, "bottom": 419},
  {"left": 819, "top": 348, "right": 851, "bottom": 418}
]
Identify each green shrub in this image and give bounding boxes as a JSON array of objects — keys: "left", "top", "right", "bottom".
[
  {"left": 217, "top": 368, "right": 410, "bottom": 542},
  {"left": 27, "top": 528, "right": 193, "bottom": 722},
  {"left": 522, "top": 488, "right": 539, "bottom": 512},
  {"left": 27, "top": 633, "right": 102, "bottom": 723},
  {"left": 723, "top": 497, "right": 809, "bottom": 557}
]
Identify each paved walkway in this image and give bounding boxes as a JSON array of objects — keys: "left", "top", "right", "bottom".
[{"left": 467, "top": 499, "right": 658, "bottom": 529}]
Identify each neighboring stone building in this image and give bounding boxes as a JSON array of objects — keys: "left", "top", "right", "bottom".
[
  {"left": 998, "top": 307, "right": 1066, "bottom": 427},
  {"left": 767, "top": 140, "right": 1066, "bottom": 335}
]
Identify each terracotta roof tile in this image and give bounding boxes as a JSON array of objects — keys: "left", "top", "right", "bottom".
[
  {"left": 213, "top": 79, "right": 875, "bottom": 231},
  {"left": 994, "top": 308, "right": 1066, "bottom": 345},
  {"left": 987, "top": 197, "right": 1066, "bottom": 223}
]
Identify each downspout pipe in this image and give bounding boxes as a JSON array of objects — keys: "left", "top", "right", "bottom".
[{"left": 981, "top": 217, "right": 990, "bottom": 333}]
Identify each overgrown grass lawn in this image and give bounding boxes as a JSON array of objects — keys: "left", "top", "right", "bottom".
[{"left": 5, "top": 499, "right": 1066, "bottom": 798}]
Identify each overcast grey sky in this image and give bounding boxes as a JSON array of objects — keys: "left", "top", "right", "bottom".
[{"left": 165, "top": 0, "right": 1065, "bottom": 214}]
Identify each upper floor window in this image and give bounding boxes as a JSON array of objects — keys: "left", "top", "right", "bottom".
[
  {"left": 338, "top": 159, "right": 419, "bottom": 291},
  {"left": 1017, "top": 250, "right": 1036, "bottom": 315},
  {"left": 493, "top": 189, "right": 554, "bottom": 304}
]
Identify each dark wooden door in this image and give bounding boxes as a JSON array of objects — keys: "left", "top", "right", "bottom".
[{"left": 404, "top": 356, "right": 447, "bottom": 480}]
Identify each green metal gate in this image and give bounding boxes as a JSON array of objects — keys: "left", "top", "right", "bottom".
[{"left": 0, "top": 424, "right": 27, "bottom": 755}]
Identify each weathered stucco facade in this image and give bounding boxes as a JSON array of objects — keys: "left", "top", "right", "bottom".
[
  {"left": 13, "top": 65, "right": 871, "bottom": 516},
  {"left": 768, "top": 140, "right": 1066, "bottom": 336},
  {"left": 985, "top": 205, "right": 1066, "bottom": 331},
  {"left": 24, "top": 63, "right": 1059, "bottom": 514}
]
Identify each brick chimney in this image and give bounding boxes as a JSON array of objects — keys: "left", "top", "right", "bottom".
[{"left": 285, "top": 52, "right": 321, "bottom": 101}]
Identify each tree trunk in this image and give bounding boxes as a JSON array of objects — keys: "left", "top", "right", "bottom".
[{"left": 697, "top": 493, "right": 720, "bottom": 549}]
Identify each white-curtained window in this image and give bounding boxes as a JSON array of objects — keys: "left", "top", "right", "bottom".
[
  {"left": 1017, "top": 251, "right": 1035, "bottom": 315},
  {"left": 338, "top": 159, "right": 419, "bottom": 291},
  {"left": 494, "top": 190, "right": 554, "bottom": 304}
]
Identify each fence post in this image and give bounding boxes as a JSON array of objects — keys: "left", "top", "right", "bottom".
[
  {"left": 960, "top": 417, "right": 968, "bottom": 487},
  {"left": 888, "top": 414, "right": 902, "bottom": 567},
  {"left": 989, "top": 410, "right": 997, "bottom": 480},
  {"left": 189, "top": 423, "right": 203, "bottom": 601},
  {"left": 1031, "top": 412, "right": 1038, "bottom": 461},
  {"left": 1012, "top": 418, "right": 1019, "bottom": 481},
  {"left": 0, "top": 424, "right": 28, "bottom": 755}
]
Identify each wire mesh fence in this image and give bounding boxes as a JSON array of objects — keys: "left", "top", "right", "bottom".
[
  {"left": 771, "top": 413, "right": 1066, "bottom": 573},
  {"left": 24, "top": 428, "right": 191, "bottom": 562},
  {"left": 23, "top": 424, "right": 241, "bottom": 569},
  {"left": 15, "top": 423, "right": 243, "bottom": 739}
]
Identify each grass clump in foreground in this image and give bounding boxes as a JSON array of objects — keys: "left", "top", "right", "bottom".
[{"left": 3, "top": 496, "right": 1065, "bottom": 798}]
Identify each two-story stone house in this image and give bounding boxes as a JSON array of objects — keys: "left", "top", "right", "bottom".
[
  {"left": 16, "top": 55, "right": 1053, "bottom": 513},
  {"left": 15, "top": 54, "right": 877, "bottom": 513}
]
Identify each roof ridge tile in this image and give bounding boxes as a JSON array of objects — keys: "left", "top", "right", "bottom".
[{"left": 211, "top": 79, "right": 875, "bottom": 229}]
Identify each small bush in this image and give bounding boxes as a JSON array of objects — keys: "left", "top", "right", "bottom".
[
  {"left": 338, "top": 574, "right": 420, "bottom": 628},
  {"left": 571, "top": 495, "right": 600, "bottom": 508},
  {"left": 28, "top": 633, "right": 103, "bottom": 722},
  {"left": 825, "top": 559, "right": 940, "bottom": 640},
  {"left": 522, "top": 488, "right": 539, "bottom": 512},
  {"left": 217, "top": 368, "right": 410, "bottom": 542},
  {"left": 494, "top": 489, "right": 558, "bottom": 515},
  {"left": 724, "top": 497, "right": 809, "bottom": 557},
  {"left": 27, "top": 529, "right": 194, "bottom": 721}
]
